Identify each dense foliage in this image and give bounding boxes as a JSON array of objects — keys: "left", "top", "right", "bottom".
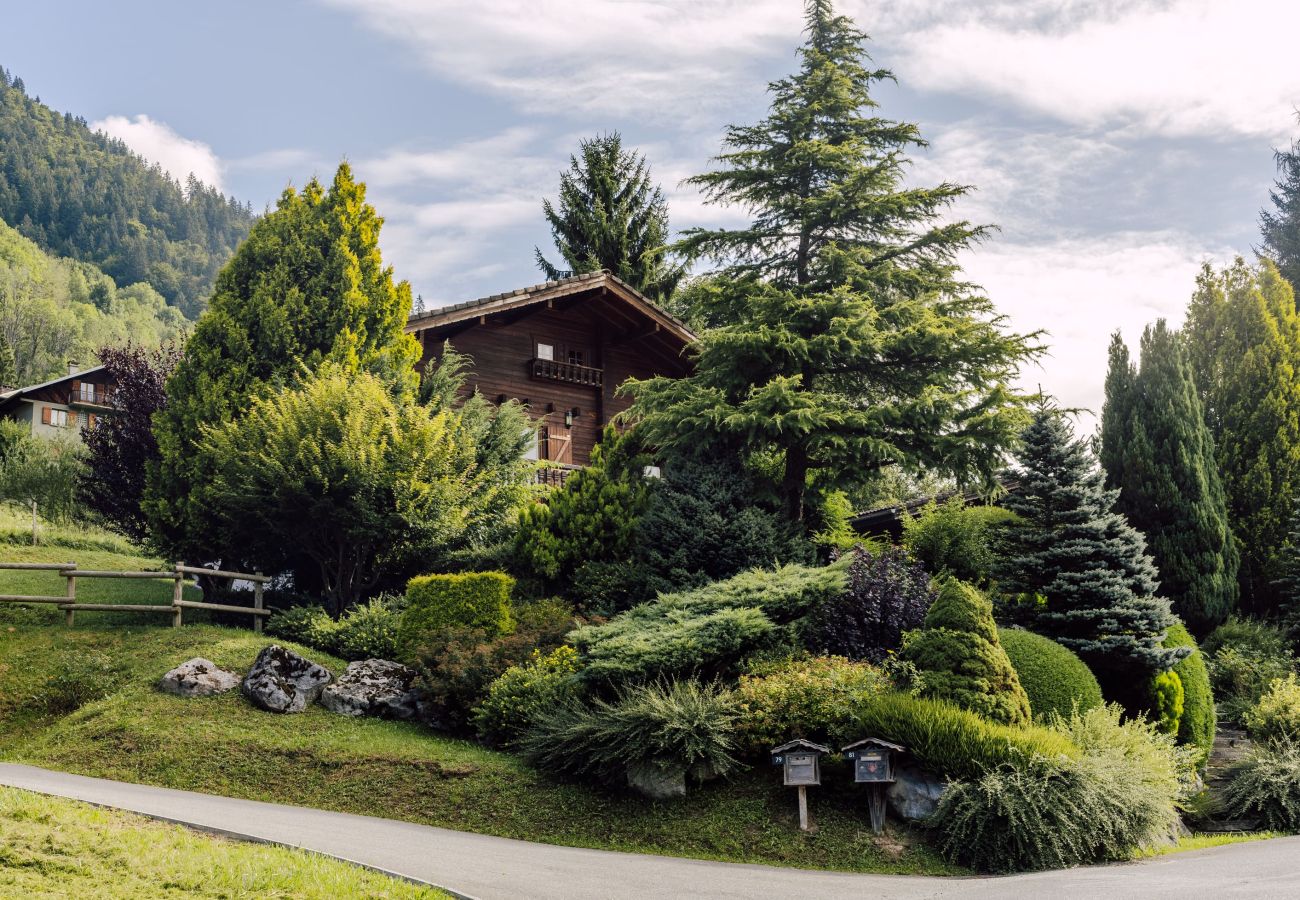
[
  {"left": 1261, "top": 131, "right": 1300, "bottom": 293},
  {"left": 1244, "top": 674, "right": 1300, "bottom": 744},
  {"left": 535, "top": 133, "right": 683, "bottom": 303},
  {"left": 0, "top": 68, "right": 253, "bottom": 316},
  {"left": 1164, "top": 623, "right": 1216, "bottom": 762},
  {"left": 1205, "top": 617, "right": 1295, "bottom": 725},
  {"left": 901, "top": 498, "right": 1015, "bottom": 586},
  {"left": 401, "top": 572, "right": 516, "bottom": 651},
  {"left": 998, "top": 627, "right": 1103, "bottom": 722},
  {"left": 1183, "top": 259, "right": 1300, "bottom": 615},
  {"left": 902, "top": 579, "right": 1030, "bottom": 725},
  {"left": 472, "top": 646, "right": 581, "bottom": 748},
  {"left": 1223, "top": 738, "right": 1300, "bottom": 831},
  {"left": 621, "top": 0, "right": 1040, "bottom": 524},
  {"left": 803, "top": 545, "right": 934, "bottom": 663},
  {"left": 1100, "top": 322, "right": 1239, "bottom": 632},
  {"left": 0, "top": 420, "right": 83, "bottom": 522},
  {"left": 265, "top": 595, "right": 405, "bottom": 661}
]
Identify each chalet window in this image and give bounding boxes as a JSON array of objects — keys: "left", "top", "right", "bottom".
[
  {"left": 536, "top": 342, "right": 555, "bottom": 361},
  {"left": 42, "top": 407, "right": 70, "bottom": 428},
  {"left": 78, "top": 383, "right": 96, "bottom": 402},
  {"left": 567, "top": 348, "right": 586, "bottom": 366},
  {"left": 76, "top": 411, "right": 89, "bottom": 428},
  {"left": 537, "top": 424, "right": 551, "bottom": 460}
]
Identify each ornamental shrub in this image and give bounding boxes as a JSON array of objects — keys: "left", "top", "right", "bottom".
[
  {"left": 1149, "top": 670, "right": 1185, "bottom": 736},
  {"left": 1223, "top": 737, "right": 1300, "bottom": 831},
  {"left": 803, "top": 545, "right": 934, "bottom": 663},
  {"left": 998, "top": 627, "right": 1103, "bottom": 722},
  {"left": 266, "top": 605, "right": 332, "bottom": 647},
  {"left": 902, "top": 579, "right": 1031, "bottom": 725},
  {"left": 331, "top": 594, "right": 406, "bottom": 661},
  {"left": 472, "top": 646, "right": 581, "bottom": 747},
  {"left": 1203, "top": 616, "right": 1290, "bottom": 657},
  {"left": 733, "top": 656, "right": 895, "bottom": 754},
  {"left": 1245, "top": 674, "right": 1300, "bottom": 743},
  {"left": 519, "top": 679, "right": 741, "bottom": 788},
  {"left": 400, "top": 572, "right": 515, "bottom": 657},
  {"left": 902, "top": 497, "right": 1016, "bottom": 586},
  {"left": 571, "top": 562, "right": 847, "bottom": 687},
  {"left": 1206, "top": 639, "right": 1294, "bottom": 726},
  {"left": 1164, "top": 623, "right": 1215, "bottom": 762}
]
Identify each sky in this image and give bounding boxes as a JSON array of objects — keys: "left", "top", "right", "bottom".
[{"left": 4, "top": 0, "right": 1299, "bottom": 427}]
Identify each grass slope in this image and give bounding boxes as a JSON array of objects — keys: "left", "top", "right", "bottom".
[
  {"left": 0, "top": 786, "right": 447, "bottom": 898},
  {"left": 0, "top": 624, "right": 959, "bottom": 876}
]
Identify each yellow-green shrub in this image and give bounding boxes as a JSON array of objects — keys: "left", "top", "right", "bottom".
[
  {"left": 472, "top": 646, "right": 581, "bottom": 747},
  {"left": 1245, "top": 674, "right": 1300, "bottom": 744},
  {"left": 400, "top": 572, "right": 514, "bottom": 656}
]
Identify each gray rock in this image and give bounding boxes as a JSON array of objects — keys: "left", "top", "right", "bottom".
[
  {"left": 158, "top": 657, "right": 240, "bottom": 697},
  {"left": 626, "top": 760, "right": 687, "bottom": 800},
  {"left": 241, "top": 644, "right": 333, "bottom": 714},
  {"left": 320, "top": 659, "right": 421, "bottom": 719},
  {"left": 885, "top": 762, "right": 947, "bottom": 821}
]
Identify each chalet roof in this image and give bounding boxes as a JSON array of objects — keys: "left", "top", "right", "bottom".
[
  {"left": 405, "top": 271, "right": 697, "bottom": 346},
  {"left": 849, "top": 477, "right": 1020, "bottom": 536},
  {"left": 0, "top": 365, "right": 108, "bottom": 412}
]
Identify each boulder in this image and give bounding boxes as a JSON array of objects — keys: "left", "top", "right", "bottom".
[
  {"left": 626, "top": 760, "right": 687, "bottom": 801},
  {"left": 241, "top": 644, "right": 333, "bottom": 713},
  {"left": 320, "top": 659, "right": 421, "bottom": 720},
  {"left": 158, "top": 658, "right": 240, "bottom": 697},
  {"left": 885, "top": 761, "right": 947, "bottom": 821}
]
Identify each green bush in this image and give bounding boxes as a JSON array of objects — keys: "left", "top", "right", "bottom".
[
  {"left": 331, "top": 594, "right": 406, "bottom": 661},
  {"left": 849, "top": 692, "right": 1077, "bottom": 781},
  {"left": 1203, "top": 616, "right": 1289, "bottom": 657},
  {"left": 1223, "top": 737, "right": 1300, "bottom": 831},
  {"left": 902, "top": 579, "right": 1031, "bottom": 725},
  {"left": 1165, "top": 622, "right": 1215, "bottom": 763},
  {"left": 519, "top": 679, "right": 740, "bottom": 789},
  {"left": 472, "top": 646, "right": 581, "bottom": 747},
  {"left": 1245, "top": 674, "right": 1300, "bottom": 743},
  {"left": 31, "top": 653, "right": 123, "bottom": 715},
  {"left": 1207, "top": 644, "right": 1294, "bottom": 726},
  {"left": 400, "top": 572, "right": 515, "bottom": 656},
  {"left": 901, "top": 497, "right": 1016, "bottom": 585},
  {"left": 412, "top": 598, "right": 577, "bottom": 729},
  {"left": 1149, "top": 669, "right": 1185, "bottom": 736},
  {"left": 570, "top": 562, "right": 847, "bottom": 687},
  {"left": 266, "top": 605, "right": 332, "bottom": 647},
  {"left": 733, "top": 656, "right": 895, "bottom": 754},
  {"left": 999, "top": 627, "right": 1103, "bottom": 722}
]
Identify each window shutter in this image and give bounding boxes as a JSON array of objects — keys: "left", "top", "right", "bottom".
[
  {"left": 41, "top": 406, "right": 51, "bottom": 425},
  {"left": 88, "top": 413, "right": 97, "bottom": 429}
]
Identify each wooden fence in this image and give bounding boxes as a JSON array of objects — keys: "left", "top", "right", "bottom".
[{"left": 0, "top": 561, "right": 271, "bottom": 632}]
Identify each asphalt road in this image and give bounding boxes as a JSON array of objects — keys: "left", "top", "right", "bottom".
[{"left": 1, "top": 762, "right": 1298, "bottom": 899}]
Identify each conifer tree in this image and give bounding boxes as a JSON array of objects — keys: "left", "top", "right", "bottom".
[
  {"left": 622, "top": 0, "right": 1039, "bottom": 524},
  {"left": 1183, "top": 259, "right": 1300, "bottom": 614},
  {"left": 998, "top": 407, "right": 1186, "bottom": 690},
  {"left": 535, "top": 133, "right": 683, "bottom": 303},
  {"left": 1261, "top": 131, "right": 1300, "bottom": 293},
  {"left": 1099, "top": 322, "right": 1238, "bottom": 633},
  {"left": 0, "top": 326, "right": 16, "bottom": 387},
  {"left": 145, "top": 163, "right": 421, "bottom": 564}
]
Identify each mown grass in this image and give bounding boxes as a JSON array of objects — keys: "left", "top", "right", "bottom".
[
  {"left": 0, "top": 786, "right": 448, "bottom": 898},
  {"left": 0, "top": 624, "right": 960, "bottom": 876}
]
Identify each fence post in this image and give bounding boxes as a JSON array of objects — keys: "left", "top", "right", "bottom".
[
  {"left": 31, "top": 500, "right": 38, "bottom": 546},
  {"left": 253, "top": 572, "right": 264, "bottom": 635},
  {"left": 172, "top": 562, "right": 184, "bottom": 628},
  {"left": 63, "top": 565, "right": 76, "bottom": 627}
]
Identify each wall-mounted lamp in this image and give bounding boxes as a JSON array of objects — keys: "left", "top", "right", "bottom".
[{"left": 564, "top": 408, "right": 575, "bottom": 428}]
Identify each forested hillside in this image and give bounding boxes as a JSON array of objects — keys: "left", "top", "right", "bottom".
[
  {"left": 0, "top": 214, "right": 186, "bottom": 385},
  {"left": 0, "top": 66, "right": 254, "bottom": 318}
]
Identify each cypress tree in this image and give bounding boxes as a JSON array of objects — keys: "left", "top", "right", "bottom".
[
  {"left": 998, "top": 407, "right": 1186, "bottom": 693},
  {"left": 535, "top": 133, "right": 683, "bottom": 303},
  {"left": 1183, "top": 259, "right": 1300, "bottom": 614},
  {"left": 1261, "top": 132, "right": 1300, "bottom": 294},
  {"left": 1099, "top": 322, "right": 1239, "bottom": 633}
]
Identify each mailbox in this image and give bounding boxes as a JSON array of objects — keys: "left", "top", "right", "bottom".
[
  {"left": 771, "top": 739, "right": 829, "bottom": 786},
  {"left": 841, "top": 737, "right": 903, "bottom": 783}
]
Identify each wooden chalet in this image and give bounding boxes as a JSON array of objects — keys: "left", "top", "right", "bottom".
[
  {"left": 406, "top": 272, "right": 696, "bottom": 482},
  {"left": 0, "top": 363, "right": 116, "bottom": 444}
]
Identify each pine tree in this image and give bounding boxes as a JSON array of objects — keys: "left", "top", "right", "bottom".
[
  {"left": 535, "top": 133, "right": 683, "bottom": 303},
  {"left": 144, "top": 163, "right": 421, "bottom": 565},
  {"left": 622, "top": 0, "right": 1040, "bottom": 524},
  {"left": 1099, "top": 322, "right": 1239, "bottom": 633},
  {"left": 1183, "top": 259, "right": 1300, "bottom": 614},
  {"left": 1261, "top": 130, "right": 1300, "bottom": 293},
  {"left": 998, "top": 407, "right": 1186, "bottom": 690}
]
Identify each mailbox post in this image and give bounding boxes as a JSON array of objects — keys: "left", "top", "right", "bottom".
[
  {"left": 842, "top": 737, "right": 904, "bottom": 834},
  {"left": 771, "top": 739, "right": 829, "bottom": 831}
]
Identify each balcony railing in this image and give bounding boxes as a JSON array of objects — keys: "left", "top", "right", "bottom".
[
  {"left": 531, "top": 358, "right": 604, "bottom": 388},
  {"left": 67, "top": 386, "right": 113, "bottom": 407},
  {"left": 536, "top": 463, "right": 581, "bottom": 488}
]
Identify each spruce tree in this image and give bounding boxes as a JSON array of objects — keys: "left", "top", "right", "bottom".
[
  {"left": 622, "top": 0, "right": 1040, "bottom": 524},
  {"left": 998, "top": 407, "right": 1186, "bottom": 690},
  {"left": 145, "top": 163, "right": 421, "bottom": 564},
  {"left": 1261, "top": 131, "right": 1300, "bottom": 293},
  {"left": 535, "top": 133, "right": 683, "bottom": 303},
  {"left": 1183, "top": 259, "right": 1300, "bottom": 614},
  {"left": 1099, "top": 322, "right": 1239, "bottom": 633}
]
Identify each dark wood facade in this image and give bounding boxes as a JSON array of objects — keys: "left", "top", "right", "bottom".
[
  {"left": 0, "top": 364, "right": 117, "bottom": 443},
  {"left": 406, "top": 273, "right": 695, "bottom": 469}
]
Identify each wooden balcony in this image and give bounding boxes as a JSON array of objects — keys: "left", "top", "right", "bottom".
[
  {"left": 531, "top": 358, "right": 604, "bottom": 388},
  {"left": 536, "top": 463, "right": 581, "bottom": 488},
  {"left": 67, "top": 387, "right": 113, "bottom": 408}
]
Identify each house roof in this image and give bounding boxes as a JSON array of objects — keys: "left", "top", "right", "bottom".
[
  {"left": 405, "top": 271, "right": 698, "bottom": 347},
  {"left": 849, "top": 477, "right": 1020, "bottom": 537},
  {"left": 0, "top": 365, "right": 108, "bottom": 413}
]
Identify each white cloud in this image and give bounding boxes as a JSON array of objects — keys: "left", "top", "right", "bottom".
[{"left": 91, "top": 114, "right": 224, "bottom": 190}]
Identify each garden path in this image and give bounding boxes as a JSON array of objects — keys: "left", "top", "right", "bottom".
[{"left": 0, "top": 763, "right": 1296, "bottom": 900}]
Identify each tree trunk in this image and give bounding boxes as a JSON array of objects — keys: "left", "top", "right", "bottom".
[{"left": 783, "top": 443, "right": 809, "bottom": 525}]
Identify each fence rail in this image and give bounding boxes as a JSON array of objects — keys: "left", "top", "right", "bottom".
[{"left": 0, "top": 560, "right": 267, "bottom": 631}]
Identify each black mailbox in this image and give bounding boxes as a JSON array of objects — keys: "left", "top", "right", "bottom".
[
  {"left": 842, "top": 737, "right": 903, "bottom": 783},
  {"left": 771, "top": 739, "right": 830, "bottom": 787}
]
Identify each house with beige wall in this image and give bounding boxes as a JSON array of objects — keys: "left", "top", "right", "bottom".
[{"left": 0, "top": 363, "right": 116, "bottom": 443}]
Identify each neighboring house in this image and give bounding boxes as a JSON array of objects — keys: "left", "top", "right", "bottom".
[
  {"left": 0, "top": 363, "right": 116, "bottom": 443},
  {"left": 407, "top": 272, "right": 696, "bottom": 482}
]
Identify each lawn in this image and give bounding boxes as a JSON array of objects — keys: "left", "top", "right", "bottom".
[{"left": 0, "top": 785, "right": 448, "bottom": 898}]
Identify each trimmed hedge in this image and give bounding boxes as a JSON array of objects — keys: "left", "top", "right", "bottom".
[
  {"left": 1165, "top": 622, "right": 1215, "bottom": 762},
  {"left": 999, "top": 627, "right": 1103, "bottom": 722},
  {"left": 400, "top": 572, "right": 515, "bottom": 657}
]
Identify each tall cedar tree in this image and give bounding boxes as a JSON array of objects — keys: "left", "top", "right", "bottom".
[
  {"left": 621, "top": 0, "right": 1039, "bottom": 523},
  {"left": 145, "top": 164, "right": 421, "bottom": 566},
  {"left": 1099, "top": 322, "right": 1239, "bottom": 633},
  {"left": 80, "top": 343, "right": 182, "bottom": 543},
  {"left": 1261, "top": 131, "right": 1300, "bottom": 293},
  {"left": 998, "top": 407, "right": 1185, "bottom": 693},
  {"left": 1183, "top": 259, "right": 1300, "bottom": 614},
  {"left": 1275, "top": 500, "right": 1300, "bottom": 636},
  {"left": 535, "top": 133, "right": 683, "bottom": 303}
]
